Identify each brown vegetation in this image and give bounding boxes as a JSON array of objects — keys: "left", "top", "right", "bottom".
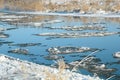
[
  {"left": 0, "top": 0, "right": 4, "bottom": 8},
  {"left": 45, "top": 59, "right": 69, "bottom": 80},
  {"left": 1, "top": 0, "right": 120, "bottom": 13},
  {"left": 3, "top": 0, "right": 44, "bottom": 11}
]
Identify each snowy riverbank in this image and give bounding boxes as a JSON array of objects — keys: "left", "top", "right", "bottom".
[
  {"left": 19, "top": 12, "right": 120, "bottom": 18},
  {"left": 0, "top": 54, "right": 102, "bottom": 80},
  {"left": 1, "top": 10, "right": 120, "bottom": 18}
]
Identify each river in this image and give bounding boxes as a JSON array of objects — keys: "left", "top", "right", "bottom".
[{"left": 0, "top": 12, "right": 120, "bottom": 80}]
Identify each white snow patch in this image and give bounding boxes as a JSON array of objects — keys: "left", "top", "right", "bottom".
[
  {"left": 0, "top": 54, "right": 103, "bottom": 80},
  {"left": 8, "top": 11, "right": 120, "bottom": 18}
]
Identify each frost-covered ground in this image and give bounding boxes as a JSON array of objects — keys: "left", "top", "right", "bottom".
[
  {"left": 1, "top": 10, "right": 120, "bottom": 18},
  {"left": 11, "top": 12, "right": 120, "bottom": 18},
  {"left": 0, "top": 54, "right": 103, "bottom": 80}
]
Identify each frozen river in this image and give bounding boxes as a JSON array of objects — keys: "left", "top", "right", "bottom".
[{"left": 0, "top": 12, "right": 120, "bottom": 80}]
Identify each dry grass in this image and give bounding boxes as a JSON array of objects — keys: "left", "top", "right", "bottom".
[
  {"left": 44, "top": 51, "right": 100, "bottom": 80},
  {"left": 44, "top": 51, "right": 99, "bottom": 80},
  {"left": 2, "top": 0, "right": 120, "bottom": 12},
  {"left": 0, "top": 0, "right": 4, "bottom": 8},
  {"left": 3, "top": 0, "right": 45, "bottom": 11},
  {"left": 44, "top": 59, "right": 69, "bottom": 80}
]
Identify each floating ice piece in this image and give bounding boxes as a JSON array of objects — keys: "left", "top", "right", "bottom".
[
  {"left": 44, "top": 55, "right": 63, "bottom": 60},
  {"left": 8, "top": 48, "right": 29, "bottom": 54},
  {"left": 8, "top": 43, "right": 41, "bottom": 47},
  {"left": 47, "top": 25, "right": 106, "bottom": 31},
  {"left": 0, "top": 32, "right": 9, "bottom": 38},
  {"left": 113, "top": 52, "right": 120, "bottom": 58},
  {"left": 0, "top": 27, "right": 6, "bottom": 31},
  {"left": 69, "top": 57, "right": 117, "bottom": 76},
  {"left": 34, "top": 32, "right": 118, "bottom": 38},
  {"left": 0, "top": 15, "right": 27, "bottom": 19},
  {"left": 48, "top": 46, "right": 100, "bottom": 54}
]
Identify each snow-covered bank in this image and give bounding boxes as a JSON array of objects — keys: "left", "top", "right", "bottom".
[
  {"left": 23, "top": 12, "right": 120, "bottom": 18},
  {"left": 0, "top": 11, "right": 120, "bottom": 18},
  {"left": 0, "top": 54, "right": 103, "bottom": 80}
]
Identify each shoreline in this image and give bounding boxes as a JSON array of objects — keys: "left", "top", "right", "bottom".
[
  {"left": 0, "top": 54, "right": 102, "bottom": 80},
  {"left": 0, "top": 10, "right": 120, "bottom": 18}
]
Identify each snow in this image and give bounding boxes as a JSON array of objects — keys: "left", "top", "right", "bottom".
[
  {"left": 113, "top": 52, "right": 120, "bottom": 58},
  {"left": 0, "top": 54, "right": 103, "bottom": 80},
  {"left": 0, "top": 15, "right": 27, "bottom": 19},
  {"left": 4, "top": 11, "right": 120, "bottom": 18}
]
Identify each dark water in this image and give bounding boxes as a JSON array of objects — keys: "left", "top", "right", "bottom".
[{"left": 0, "top": 12, "right": 120, "bottom": 80}]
